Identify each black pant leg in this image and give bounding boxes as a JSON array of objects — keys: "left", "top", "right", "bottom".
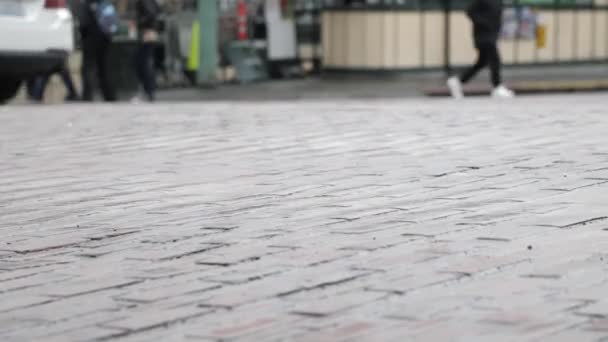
[
  {"left": 58, "top": 63, "right": 78, "bottom": 98},
  {"left": 31, "top": 76, "right": 48, "bottom": 101},
  {"left": 460, "top": 44, "right": 490, "bottom": 84},
  {"left": 81, "top": 37, "right": 96, "bottom": 101},
  {"left": 135, "top": 43, "right": 156, "bottom": 101},
  {"left": 487, "top": 43, "right": 502, "bottom": 87},
  {"left": 96, "top": 39, "right": 116, "bottom": 102}
]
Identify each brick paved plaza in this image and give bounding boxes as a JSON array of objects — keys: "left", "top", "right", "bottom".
[{"left": 1, "top": 95, "right": 608, "bottom": 341}]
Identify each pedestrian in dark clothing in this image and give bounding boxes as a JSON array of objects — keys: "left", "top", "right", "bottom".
[
  {"left": 26, "top": 77, "right": 44, "bottom": 102},
  {"left": 27, "top": 62, "right": 79, "bottom": 102},
  {"left": 133, "top": 0, "right": 161, "bottom": 102},
  {"left": 79, "top": 0, "right": 116, "bottom": 102},
  {"left": 26, "top": 1, "right": 80, "bottom": 103},
  {"left": 447, "top": 0, "right": 514, "bottom": 99}
]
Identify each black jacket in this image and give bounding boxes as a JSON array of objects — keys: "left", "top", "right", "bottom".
[
  {"left": 136, "top": 0, "right": 160, "bottom": 31},
  {"left": 467, "top": 0, "right": 503, "bottom": 45},
  {"left": 79, "top": 0, "right": 109, "bottom": 39}
]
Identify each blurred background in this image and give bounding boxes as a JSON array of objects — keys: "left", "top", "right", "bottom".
[{"left": 2, "top": 0, "right": 608, "bottom": 103}]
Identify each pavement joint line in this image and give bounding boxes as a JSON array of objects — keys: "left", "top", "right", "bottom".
[{"left": 561, "top": 217, "right": 608, "bottom": 229}]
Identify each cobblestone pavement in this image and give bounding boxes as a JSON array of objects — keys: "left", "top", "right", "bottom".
[{"left": 2, "top": 95, "right": 608, "bottom": 342}]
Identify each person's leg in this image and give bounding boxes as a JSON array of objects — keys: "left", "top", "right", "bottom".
[
  {"left": 97, "top": 38, "right": 116, "bottom": 102},
  {"left": 134, "top": 43, "right": 146, "bottom": 98},
  {"left": 139, "top": 43, "right": 156, "bottom": 101},
  {"left": 59, "top": 62, "right": 78, "bottom": 100},
  {"left": 81, "top": 38, "right": 96, "bottom": 101},
  {"left": 460, "top": 44, "right": 490, "bottom": 84},
  {"left": 134, "top": 43, "right": 156, "bottom": 101},
  {"left": 447, "top": 43, "right": 491, "bottom": 99},
  {"left": 30, "top": 75, "right": 51, "bottom": 101},
  {"left": 487, "top": 43, "right": 502, "bottom": 87},
  {"left": 155, "top": 45, "right": 168, "bottom": 84},
  {"left": 26, "top": 79, "right": 37, "bottom": 100},
  {"left": 488, "top": 43, "right": 514, "bottom": 98}
]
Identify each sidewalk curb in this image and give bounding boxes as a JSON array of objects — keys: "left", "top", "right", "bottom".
[{"left": 424, "top": 79, "right": 608, "bottom": 97}]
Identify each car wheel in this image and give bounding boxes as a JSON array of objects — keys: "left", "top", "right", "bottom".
[{"left": 0, "top": 78, "right": 23, "bottom": 104}]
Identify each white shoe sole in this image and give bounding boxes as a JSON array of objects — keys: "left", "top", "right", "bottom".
[{"left": 447, "top": 78, "right": 464, "bottom": 99}]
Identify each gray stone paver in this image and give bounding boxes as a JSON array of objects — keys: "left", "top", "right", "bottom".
[{"left": 1, "top": 95, "right": 608, "bottom": 341}]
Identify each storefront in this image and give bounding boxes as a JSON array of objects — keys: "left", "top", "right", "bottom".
[
  {"left": 105, "top": 0, "right": 322, "bottom": 84},
  {"left": 321, "top": 0, "right": 608, "bottom": 71}
]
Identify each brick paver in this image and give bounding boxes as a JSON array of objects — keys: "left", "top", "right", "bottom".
[{"left": 1, "top": 95, "right": 608, "bottom": 341}]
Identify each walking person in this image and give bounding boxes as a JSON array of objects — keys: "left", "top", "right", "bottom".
[
  {"left": 447, "top": 0, "right": 514, "bottom": 99},
  {"left": 27, "top": 1, "right": 80, "bottom": 103},
  {"left": 27, "top": 61, "right": 79, "bottom": 102},
  {"left": 133, "top": 0, "right": 161, "bottom": 103},
  {"left": 79, "top": 0, "right": 116, "bottom": 102}
]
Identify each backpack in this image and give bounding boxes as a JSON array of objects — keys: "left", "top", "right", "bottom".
[{"left": 95, "top": 0, "right": 119, "bottom": 36}]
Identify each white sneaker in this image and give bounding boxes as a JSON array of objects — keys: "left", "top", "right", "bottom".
[
  {"left": 492, "top": 85, "right": 515, "bottom": 98},
  {"left": 447, "top": 77, "right": 464, "bottom": 99},
  {"left": 130, "top": 95, "right": 152, "bottom": 104}
]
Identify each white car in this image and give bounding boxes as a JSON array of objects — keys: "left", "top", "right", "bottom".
[{"left": 0, "top": 0, "right": 73, "bottom": 103}]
